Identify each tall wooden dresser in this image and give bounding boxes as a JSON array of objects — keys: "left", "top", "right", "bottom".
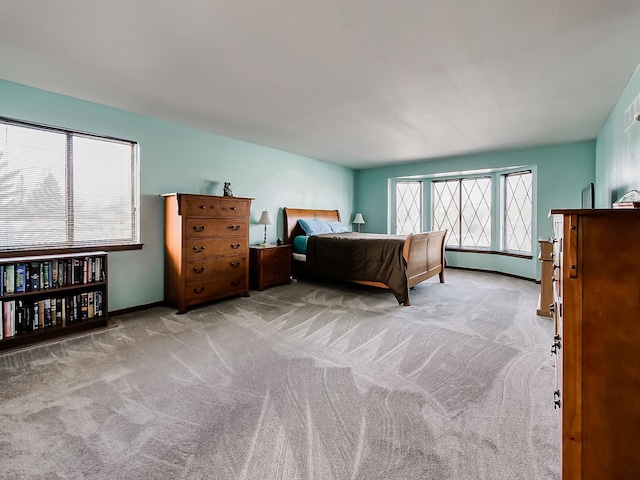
[
  {"left": 550, "top": 209, "right": 640, "bottom": 480},
  {"left": 161, "top": 193, "right": 253, "bottom": 313}
]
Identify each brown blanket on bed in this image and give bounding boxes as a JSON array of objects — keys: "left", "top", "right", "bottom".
[{"left": 305, "top": 233, "right": 410, "bottom": 304}]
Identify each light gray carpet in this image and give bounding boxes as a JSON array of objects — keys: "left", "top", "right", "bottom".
[{"left": 0, "top": 269, "right": 559, "bottom": 480}]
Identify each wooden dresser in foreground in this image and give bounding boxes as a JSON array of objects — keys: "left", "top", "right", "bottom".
[
  {"left": 550, "top": 208, "right": 640, "bottom": 480},
  {"left": 161, "top": 193, "right": 252, "bottom": 313}
]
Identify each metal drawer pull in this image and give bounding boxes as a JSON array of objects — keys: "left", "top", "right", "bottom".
[
  {"left": 193, "top": 266, "right": 205, "bottom": 273},
  {"left": 549, "top": 303, "right": 555, "bottom": 313},
  {"left": 230, "top": 243, "right": 241, "bottom": 249},
  {"left": 554, "top": 390, "right": 561, "bottom": 399},
  {"left": 553, "top": 263, "right": 559, "bottom": 270},
  {"left": 193, "top": 245, "right": 206, "bottom": 252},
  {"left": 193, "top": 286, "right": 205, "bottom": 294},
  {"left": 193, "top": 225, "right": 206, "bottom": 232},
  {"left": 228, "top": 225, "right": 241, "bottom": 231},
  {"left": 230, "top": 206, "right": 237, "bottom": 210},
  {"left": 551, "top": 339, "right": 562, "bottom": 355},
  {"left": 554, "top": 398, "right": 561, "bottom": 409},
  {"left": 199, "top": 205, "right": 207, "bottom": 209},
  {"left": 230, "top": 261, "right": 241, "bottom": 268}
]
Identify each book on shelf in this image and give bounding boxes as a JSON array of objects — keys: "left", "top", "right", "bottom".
[
  {"left": 88, "top": 291, "right": 94, "bottom": 318},
  {"left": 5, "top": 265, "right": 15, "bottom": 294},
  {"left": 0, "top": 265, "right": 4, "bottom": 296},
  {"left": 27, "top": 262, "right": 40, "bottom": 291},
  {"left": 15, "top": 263, "right": 26, "bottom": 293}
]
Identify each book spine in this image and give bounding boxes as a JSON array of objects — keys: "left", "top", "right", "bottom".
[
  {"left": 0, "top": 300, "right": 3, "bottom": 339},
  {"left": 14, "top": 263, "right": 26, "bottom": 293},
  {"left": 52, "top": 260, "right": 59, "bottom": 288},
  {"left": 0, "top": 265, "right": 4, "bottom": 296},
  {"left": 5, "top": 265, "right": 15, "bottom": 294}
]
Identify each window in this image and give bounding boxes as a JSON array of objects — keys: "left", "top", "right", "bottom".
[
  {"left": 0, "top": 118, "right": 139, "bottom": 252},
  {"left": 396, "top": 181, "right": 422, "bottom": 234},
  {"left": 432, "top": 177, "right": 492, "bottom": 248},
  {"left": 503, "top": 171, "right": 532, "bottom": 254}
]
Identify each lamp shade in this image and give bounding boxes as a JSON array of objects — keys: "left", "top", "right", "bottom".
[
  {"left": 258, "top": 210, "right": 274, "bottom": 226},
  {"left": 353, "top": 213, "right": 365, "bottom": 224}
]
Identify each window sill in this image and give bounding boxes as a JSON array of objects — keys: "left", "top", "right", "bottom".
[
  {"left": 445, "top": 247, "right": 533, "bottom": 260},
  {"left": 0, "top": 243, "right": 143, "bottom": 258}
]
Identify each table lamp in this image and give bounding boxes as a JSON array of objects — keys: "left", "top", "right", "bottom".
[
  {"left": 258, "top": 210, "right": 274, "bottom": 246},
  {"left": 353, "top": 213, "right": 365, "bottom": 233}
]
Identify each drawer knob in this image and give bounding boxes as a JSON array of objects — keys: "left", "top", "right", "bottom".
[
  {"left": 193, "top": 286, "right": 205, "bottom": 294},
  {"left": 199, "top": 205, "right": 207, "bottom": 209},
  {"left": 193, "top": 225, "right": 206, "bottom": 232},
  {"left": 193, "top": 266, "right": 205, "bottom": 273},
  {"left": 228, "top": 225, "right": 241, "bottom": 231},
  {"left": 193, "top": 245, "right": 206, "bottom": 252},
  {"left": 230, "top": 243, "right": 241, "bottom": 249},
  {"left": 230, "top": 206, "right": 237, "bottom": 210},
  {"left": 230, "top": 261, "right": 241, "bottom": 268}
]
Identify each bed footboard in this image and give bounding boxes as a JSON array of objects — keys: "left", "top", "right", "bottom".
[{"left": 403, "top": 230, "right": 447, "bottom": 289}]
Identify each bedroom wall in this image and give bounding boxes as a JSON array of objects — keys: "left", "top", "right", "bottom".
[
  {"left": 0, "top": 79, "right": 354, "bottom": 311},
  {"left": 354, "top": 141, "right": 595, "bottom": 280},
  {"left": 595, "top": 64, "right": 640, "bottom": 207}
]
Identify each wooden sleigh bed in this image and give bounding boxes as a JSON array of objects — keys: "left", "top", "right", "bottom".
[{"left": 283, "top": 207, "right": 447, "bottom": 306}]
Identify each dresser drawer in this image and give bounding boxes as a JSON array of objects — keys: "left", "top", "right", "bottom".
[
  {"left": 183, "top": 196, "right": 219, "bottom": 217},
  {"left": 185, "top": 273, "right": 247, "bottom": 306},
  {"left": 219, "top": 199, "right": 248, "bottom": 217},
  {"left": 185, "top": 219, "right": 248, "bottom": 238},
  {"left": 186, "top": 255, "right": 246, "bottom": 282},
  {"left": 186, "top": 237, "right": 248, "bottom": 258}
]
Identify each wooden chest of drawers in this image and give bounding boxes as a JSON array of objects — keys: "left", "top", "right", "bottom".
[
  {"left": 550, "top": 209, "right": 640, "bottom": 479},
  {"left": 249, "top": 245, "right": 292, "bottom": 291},
  {"left": 162, "top": 193, "right": 252, "bottom": 313}
]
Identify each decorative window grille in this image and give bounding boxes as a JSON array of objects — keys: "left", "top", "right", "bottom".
[
  {"left": 433, "top": 177, "right": 492, "bottom": 248},
  {"left": 396, "top": 181, "right": 422, "bottom": 235},
  {"left": 503, "top": 171, "right": 532, "bottom": 254}
]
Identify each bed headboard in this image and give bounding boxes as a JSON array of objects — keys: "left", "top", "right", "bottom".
[{"left": 283, "top": 207, "right": 341, "bottom": 244}]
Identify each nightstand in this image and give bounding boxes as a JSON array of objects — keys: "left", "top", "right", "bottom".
[{"left": 249, "top": 244, "right": 292, "bottom": 291}]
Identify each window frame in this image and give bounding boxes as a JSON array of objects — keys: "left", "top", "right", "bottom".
[
  {"left": 502, "top": 170, "right": 533, "bottom": 255},
  {"left": 392, "top": 166, "right": 534, "bottom": 260},
  {"left": 395, "top": 180, "right": 423, "bottom": 235},
  {"left": 0, "top": 116, "right": 142, "bottom": 257}
]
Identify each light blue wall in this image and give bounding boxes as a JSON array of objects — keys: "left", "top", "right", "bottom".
[
  {"left": 355, "top": 142, "right": 595, "bottom": 280},
  {"left": 596, "top": 64, "right": 640, "bottom": 207},
  {"left": 0, "top": 80, "right": 354, "bottom": 311}
]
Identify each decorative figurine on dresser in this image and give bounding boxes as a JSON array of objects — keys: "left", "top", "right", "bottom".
[{"left": 160, "top": 193, "right": 252, "bottom": 313}]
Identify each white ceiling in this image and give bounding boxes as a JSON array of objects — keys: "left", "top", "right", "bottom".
[{"left": 1, "top": 1, "right": 639, "bottom": 169}]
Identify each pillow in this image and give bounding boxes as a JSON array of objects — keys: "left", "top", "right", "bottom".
[
  {"left": 293, "top": 235, "right": 309, "bottom": 254},
  {"left": 298, "top": 218, "right": 332, "bottom": 236},
  {"left": 327, "top": 220, "right": 349, "bottom": 233}
]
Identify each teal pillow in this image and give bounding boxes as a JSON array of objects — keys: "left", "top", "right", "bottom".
[
  {"left": 293, "top": 235, "right": 309, "bottom": 254},
  {"left": 327, "top": 220, "right": 349, "bottom": 233},
  {"left": 298, "top": 218, "right": 332, "bottom": 236}
]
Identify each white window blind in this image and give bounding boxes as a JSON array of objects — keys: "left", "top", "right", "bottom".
[{"left": 0, "top": 118, "right": 139, "bottom": 251}]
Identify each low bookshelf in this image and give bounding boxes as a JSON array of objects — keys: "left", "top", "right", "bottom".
[{"left": 0, "top": 251, "right": 108, "bottom": 352}]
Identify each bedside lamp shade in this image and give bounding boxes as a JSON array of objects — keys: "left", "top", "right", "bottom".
[
  {"left": 353, "top": 213, "right": 365, "bottom": 232},
  {"left": 258, "top": 210, "right": 274, "bottom": 246}
]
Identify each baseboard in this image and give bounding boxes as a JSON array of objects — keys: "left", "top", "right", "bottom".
[
  {"left": 446, "top": 265, "right": 536, "bottom": 283},
  {"left": 109, "top": 301, "right": 164, "bottom": 317}
]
